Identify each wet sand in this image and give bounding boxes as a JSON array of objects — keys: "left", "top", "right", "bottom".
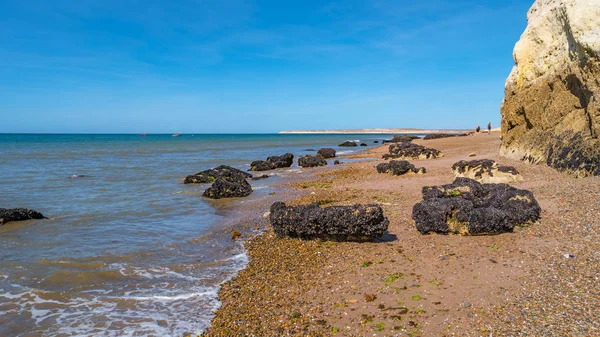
[{"left": 204, "top": 133, "right": 600, "bottom": 336}]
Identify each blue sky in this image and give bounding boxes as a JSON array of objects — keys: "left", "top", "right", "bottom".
[{"left": 0, "top": 0, "right": 532, "bottom": 133}]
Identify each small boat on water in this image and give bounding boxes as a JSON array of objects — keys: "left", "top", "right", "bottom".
[
  {"left": 172, "top": 133, "right": 182, "bottom": 137},
  {"left": 138, "top": 133, "right": 147, "bottom": 136}
]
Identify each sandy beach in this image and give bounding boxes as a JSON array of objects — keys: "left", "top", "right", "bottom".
[{"left": 204, "top": 132, "right": 599, "bottom": 336}]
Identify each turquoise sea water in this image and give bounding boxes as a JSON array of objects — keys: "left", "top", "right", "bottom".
[{"left": 0, "top": 133, "right": 391, "bottom": 336}]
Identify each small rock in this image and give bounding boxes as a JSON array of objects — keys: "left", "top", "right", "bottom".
[
  {"left": 231, "top": 231, "right": 241, "bottom": 240},
  {"left": 469, "top": 153, "right": 476, "bottom": 157}
]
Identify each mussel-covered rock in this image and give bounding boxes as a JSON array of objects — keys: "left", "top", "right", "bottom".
[
  {"left": 298, "top": 155, "right": 327, "bottom": 168},
  {"left": 317, "top": 148, "right": 336, "bottom": 159},
  {"left": 270, "top": 202, "right": 389, "bottom": 241},
  {"left": 250, "top": 153, "right": 294, "bottom": 171},
  {"left": 203, "top": 174, "right": 253, "bottom": 199},
  {"left": 0, "top": 208, "right": 46, "bottom": 225},
  {"left": 412, "top": 177, "right": 540, "bottom": 235},
  {"left": 360, "top": 143, "right": 367, "bottom": 146},
  {"left": 391, "top": 135, "right": 414, "bottom": 143},
  {"left": 377, "top": 160, "right": 426, "bottom": 175},
  {"left": 334, "top": 160, "right": 341, "bottom": 165},
  {"left": 374, "top": 140, "right": 379, "bottom": 144},
  {"left": 185, "top": 165, "right": 252, "bottom": 184},
  {"left": 452, "top": 159, "right": 523, "bottom": 183},
  {"left": 383, "top": 142, "right": 443, "bottom": 160},
  {"left": 339, "top": 141, "right": 358, "bottom": 147}
]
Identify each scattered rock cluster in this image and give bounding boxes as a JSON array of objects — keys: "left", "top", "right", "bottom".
[
  {"left": 412, "top": 177, "right": 541, "bottom": 235},
  {"left": 185, "top": 165, "right": 254, "bottom": 199},
  {"left": 250, "top": 153, "right": 294, "bottom": 171},
  {"left": 391, "top": 134, "right": 414, "bottom": 143},
  {"left": 376, "top": 160, "right": 426, "bottom": 175},
  {"left": 316, "top": 148, "right": 336, "bottom": 159},
  {"left": 0, "top": 208, "right": 46, "bottom": 226},
  {"left": 452, "top": 159, "right": 523, "bottom": 183},
  {"left": 423, "top": 133, "right": 467, "bottom": 140},
  {"left": 383, "top": 142, "right": 443, "bottom": 160},
  {"left": 298, "top": 155, "right": 327, "bottom": 168},
  {"left": 270, "top": 202, "right": 389, "bottom": 241}
]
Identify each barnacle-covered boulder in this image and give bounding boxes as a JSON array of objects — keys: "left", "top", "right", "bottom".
[
  {"left": 203, "top": 173, "right": 253, "bottom": 199},
  {"left": 0, "top": 208, "right": 46, "bottom": 226},
  {"left": 412, "top": 177, "right": 540, "bottom": 235},
  {"left": 184, "top": 165, "right": 252, "bottom": 184},
  {"left": 270, "top": 202, "right": 389, "bottom": 241},
  {"left": 377, "top": 160, "right": 426, "bottom": 175},
  {"left": 391, "top": 134, "right": 414, "bottom": 143},
  {"left": 298, "top": 155, "right": 327, "bottom": 168},
  {"left": 250, "top": 153, "right": 294, "bottom": 171},
  {"left": 382, "top": 142, "right": 443, "bottom": 160},
  {"left": 452, "top": 159, "right": 523, "bottom": 183},
  {"left": 317, "top": 148, "right": 336, "bottom": 159}
]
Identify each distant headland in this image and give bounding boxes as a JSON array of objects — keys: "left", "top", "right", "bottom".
[{"left": 279, "top": 128, "right": 473, "bottom": 134}]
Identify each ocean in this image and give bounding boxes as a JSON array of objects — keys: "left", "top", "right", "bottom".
[{"left": 0, "top": 133, "right": 392, "bottom": 337}]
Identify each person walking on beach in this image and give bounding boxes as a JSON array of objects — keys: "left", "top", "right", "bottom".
[
  {"left": 487, "top": 122, "right": 492, "bottom": 134},
  {"left": 476, "top": 125, "right": 481, "bottom": 133}
]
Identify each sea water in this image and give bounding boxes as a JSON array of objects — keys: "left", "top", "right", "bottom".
[{"left": 0, "top": 133, "right": 390, "bottom": 336}]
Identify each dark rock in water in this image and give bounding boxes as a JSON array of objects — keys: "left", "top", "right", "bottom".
[
  {"left": 185, "top": 165, "right": 252, "bottom": 184},
  {"left": 374, "top": 141, "right": 379, "bottom": 143},
  {"left": 270, "top": 202, "right": 389, "bottom": 241},
  {"left": 360, "top": 143, "right": 368, "bottom": 146},
  {"left": 203, "top": 174, "right": 253, "bottom": 199},
  {"left": 69, "top": 174, "right": 88, "bottom": 179},
  {"left": 412, "top": 177, "right": 541, "bottom": 235},
  {"left": 452, "top": 159, "right": 522, "bottom": 183},
  {"left": 382, "top": 139, "right": 392, "bottom": 144},
  {"left": 0, "top": 208, "right": 46, "bottom": 225},
  {"left": 317, "top": 148, "right": 336, "bottom": 159},
  {"left": 391, "top": 134, "right": 414, "bottom": 143},
  {"left": 251, "top": 174, "right": 269, "bottom": 180},
  {"left": 250, "top": 153, "right": 294, "bottom": 171},
  {"left": 304, "top": 149, "right": 317, "bottom": 151},
  {"left": 377, "top": 160, "right": 426, "bottom": 175},
  {"left": 298, "top": 155, "right": 327, "bottom": 168},
  {"left": 249, "top": 160, "right": 274, "bottom": 172},
  {"left": 334, "top": 160, "right": 341, "bottom": 165},
  {"left": 383, "top": 142, "right": 443, "bottom": 160},
  {"left": 423, "top": 133, "right": 467, "bottom": 140},
  {"left": 339, "top": 141, "right": 358, "bottom": 147},
  {"left": 266, "top": 153, "right": 294, "bottom": 168}
]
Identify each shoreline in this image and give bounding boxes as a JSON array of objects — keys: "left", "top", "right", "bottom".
[
  {"left": 279, "top": 128, "right": 473, "bottom": 134},
  {"left": 203, "top": 132, "right": 600, "bottom": 336}
]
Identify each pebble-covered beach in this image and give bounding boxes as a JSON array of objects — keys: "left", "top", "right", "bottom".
[{"left": 204, "top": 133, "right": 599, "bottom": 336}]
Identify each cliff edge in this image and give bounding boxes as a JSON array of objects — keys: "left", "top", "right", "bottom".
[{"left": 500, "top": 0, "right": 600, "bottom": 176}]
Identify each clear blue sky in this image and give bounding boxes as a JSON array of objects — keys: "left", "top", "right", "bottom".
[{"left": 0, "top": 0, "right": 532, "bottom": 133}]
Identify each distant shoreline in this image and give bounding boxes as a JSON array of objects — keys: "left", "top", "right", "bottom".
[{"left": 279, "top": 128, "right": 474, "bottom": 134}]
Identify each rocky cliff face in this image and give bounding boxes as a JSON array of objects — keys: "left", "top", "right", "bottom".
[{"left": 500, "top": 0, "right": 600, "bottom": 176}]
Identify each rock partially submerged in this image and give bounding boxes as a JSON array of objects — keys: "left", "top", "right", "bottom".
[
  {"left": 412, "top": 177, "right": 541, "bottom": 235},
  {"left": 185, "top": 165, "right": 252, "bottom": 184},
  {"left": 203, "top": 173, "right": 253, "bottom": 199},
  {"left": 339, "top": 141, "right": 358, "bottom": 147},
  {"left": 298, "top": 155, "right": 327, "bottom": 168},
  {"left": 317, "top": 148, "right": 336, "bottom": 159},
  {"left": 270, "top": 202, "right": 389, "bottom": 240},
  {"left": 334, "top": 160, "right": 341, "bottom": 165},
  {"left": 452, "top": 159, "right": 523, "bottom": 183},
  {"left": 360, "top": 143, "right": 367, "bottom": 146},
  {"left": 250, "top": 153, "right": 294, "bottom": 171},
  {"left": 377, "top": 160, "right": 426, "bottom": 175},
  {"left": 383, "top": 142, "right": 443, "bottom": 160},
  {"left": 423, "top": 133, "right": 467, "bottom": 140},
  {"left": 0, "top": 208, "right": 46, "bottom": 225}
]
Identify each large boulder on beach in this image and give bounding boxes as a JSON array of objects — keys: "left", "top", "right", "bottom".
[
  {"left": 391, "top": 134, "right": 414, "bottom": 143},
  {"left": 270, "top": 202, "right": 389, "bottom": 241},
  {"left": 185, "top": 165, "right": 252, "bottom": 184},
  {"left": 382, "top": 142, "right": 443, "bottom": 160},
  {"left": 203, "top": 174, "right": 253, "bottom": 199},
  {"left": 500, "top": 0, "right": 600, "bottom": 177},
  {"left": 377, "top": 160, "right": 426, "bottom": 175},
  {"left": 298, "top": 155, "right": 327, "bottom": 168},
  {"left": 338, "top": 141, "right": 358, "bottom": 147},
  {"left": 0, "top": 208, "right": 45, "bottom": 226},
  {"left": 423, "top": 133, "right": 467, "bottom": 140},
  {"left": 317, "top": 148, "right": 336, "bottom": 159},
  {"left": 412, "top": 177, "right": 541, "bottom": 235},
  {"left": 452, "top": 159, "right": 523, "bottom": 183},
  {"left": 250, "top": 153, "right": 294, "bottom": 171}
]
